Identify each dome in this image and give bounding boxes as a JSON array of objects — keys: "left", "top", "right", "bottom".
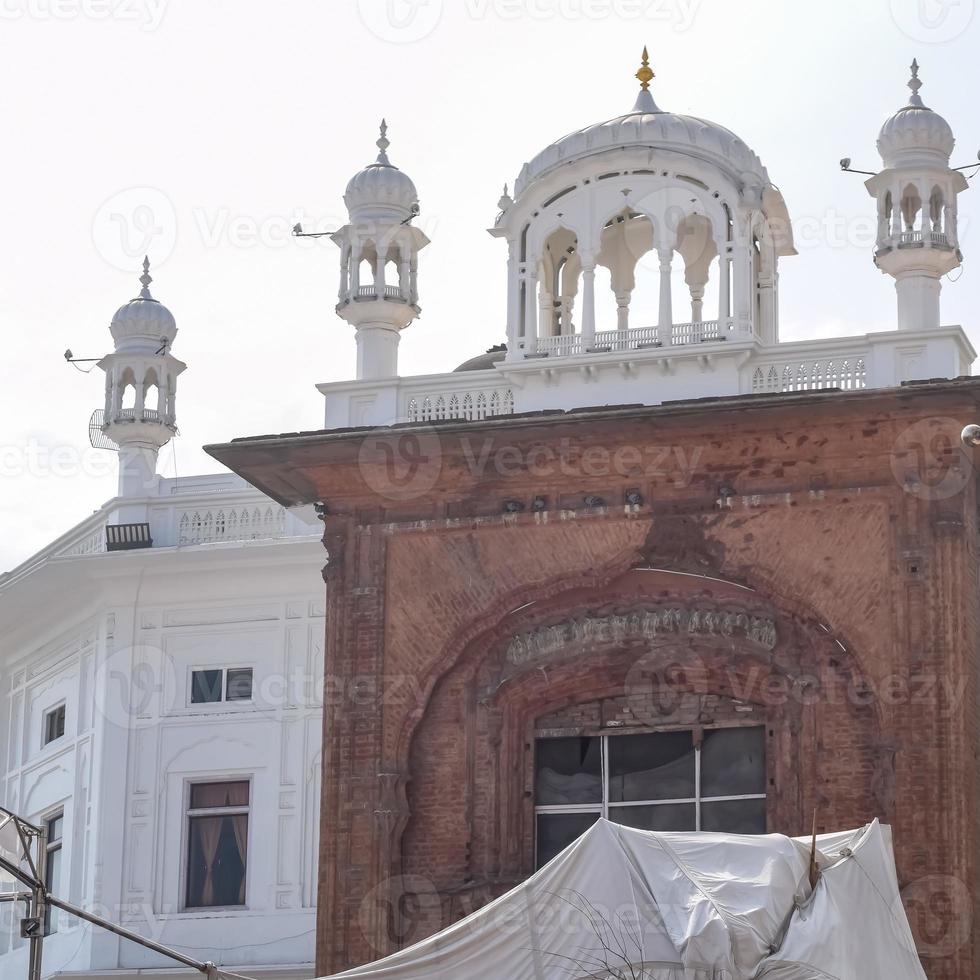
[
  {"left": 110, "top": 259, "right": 177, "bottom": 354},
  {"left": 344, "top": 120, "right": 419, "bottom": 220},
  {"left": 453, "top": 344, "right": 507, "bottom": 372},
  {"left": 877, "top": 61, "right": 954, "bottom": 167},
  {"left": 514, "top": 53, "right": 767, "bottom": 198}
]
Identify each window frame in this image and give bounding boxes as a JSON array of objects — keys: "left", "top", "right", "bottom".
[
  {"left": 43, "top": 810, "right": 64, "bottom": 934},
  {"left": 533, "top": 726, "right": 767, "bottom": 865},
  {"left": 42, "top": 703, "right": 66, "bottom": 748},
  {"left": 181, "top": 778, "right": 251, "bottom": 912},
  {"left": 188, "top": 667, "right": 254, "bottom": 707}
]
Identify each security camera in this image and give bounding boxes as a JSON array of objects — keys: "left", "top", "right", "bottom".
[
  {"left": 961, "top": 424, "right": 980, "bottom": 448},
  {"left": 839, "top": 158, "right": 851, "bottom": 171}
]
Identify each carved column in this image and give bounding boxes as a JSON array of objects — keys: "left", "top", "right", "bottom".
[{"left": 580, "top": 256, "right": 596, "bottom": 350}]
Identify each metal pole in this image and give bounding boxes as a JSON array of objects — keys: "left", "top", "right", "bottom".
[
  {"left": 26, "top": 825, "right": 47, "bottom": 980},
  {"left": 45, "top": 895, "right": 212, "bottom": 974}
]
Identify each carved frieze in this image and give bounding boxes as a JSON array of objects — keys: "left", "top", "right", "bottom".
[{"left": 505, "top": 606, "right": 777, "bottom": 666}]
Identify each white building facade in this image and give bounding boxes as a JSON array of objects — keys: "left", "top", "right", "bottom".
[{"left": 0, "top": 269, "right": 325, "bottom": 979}]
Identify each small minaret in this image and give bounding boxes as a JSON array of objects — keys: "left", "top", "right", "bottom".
[
  {"left": 98, "top": 259, "right": 186, "bottom": 521},
  {"left": 332, "top": 121, "right": 429, "bottom": 379},
  {"left": 866, "top": 61, "right": 966, "bottom": 330}
]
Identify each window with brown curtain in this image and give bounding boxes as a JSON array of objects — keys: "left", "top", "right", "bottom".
[{"left": 185, "top": 781, "right": 249, "bottom": 909}]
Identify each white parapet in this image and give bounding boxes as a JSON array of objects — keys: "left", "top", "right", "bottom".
[{"left": 317, "top": 325, "right": 975, "bottom": 429}]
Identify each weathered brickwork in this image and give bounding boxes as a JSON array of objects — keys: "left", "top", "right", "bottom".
[{"left": 208, "top": 380, "right": 980, "bottom": 979}]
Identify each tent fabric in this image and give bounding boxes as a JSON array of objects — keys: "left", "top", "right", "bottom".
[{"left": 324, "top": 818, "right": 924, "bottom": 980}]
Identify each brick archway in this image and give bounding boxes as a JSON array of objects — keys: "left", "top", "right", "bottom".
[{"left": 396, "top": 566, "right": 880, "bottom": 947}]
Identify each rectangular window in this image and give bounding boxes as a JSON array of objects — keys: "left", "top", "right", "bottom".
[
  {"left": 534, "top": 726, "right": 766, "bottom": 868},
  {"left": 191, "top": 668, "right": 253, "bottom": 705},
  {"left": 43, "top": 705, "right": 66, "bottom": 746},
  {"left": 44, "top": 813, "right": 63, "bottom": 934},
  {"left": 185, "top": 781, "right": 249, "bottom": 909}
]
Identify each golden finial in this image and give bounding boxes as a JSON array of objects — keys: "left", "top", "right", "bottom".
[{"left": 636, "top": 46, "right": 655, "bottom": 91}]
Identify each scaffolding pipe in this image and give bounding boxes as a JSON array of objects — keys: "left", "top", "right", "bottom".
[{"left": 45, "top": 895, "right": 216, "bottom": 975}]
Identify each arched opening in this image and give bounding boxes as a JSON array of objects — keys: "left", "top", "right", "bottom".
[
  {"left": 901, "top": 183, "right": 922, "bottom": 232},
  {"left": 596, "top": 210, "right": 654, "bottom": 335},
  {"left": 119, "top": 368, "right": 136, "bottom": 414},
  {"left": 881, "top": 190, "right": 893, "bottom": 239},
  {"left": 144, "top": 368, "right": 160, "bottom": 419},
  {"left": 929, "top": 186, "right": 944, "bottom": 234},
  {"left": 676, "top": 213, "right": 718, "bottom": 326},
  {"left": 540, "top": 227, "right": 581, "bottom": 337}
]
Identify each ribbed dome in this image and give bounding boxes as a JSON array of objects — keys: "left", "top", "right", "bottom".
[
  {"left": 515, "top": 86, "right": 767, "bottom": 198},
  {"left": 877, "top": 61, "right": 955, "bottom": 167},
  {"left": 110, "top": 259, "right": 177, "bottom": 354},
  {"left": 344, "top": 120, "right": 419, "bottom": 220},
  {"left": 453, "top": 344, "right": 507, "bottom": 372}
]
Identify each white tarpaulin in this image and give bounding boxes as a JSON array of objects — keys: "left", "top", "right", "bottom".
[{"left": 325, "top": 819, "right": 924, "bottom": 980}]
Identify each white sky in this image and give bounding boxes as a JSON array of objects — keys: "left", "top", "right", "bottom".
[{"left": 2, "top": 0, "right": 979, "bottom": 570}]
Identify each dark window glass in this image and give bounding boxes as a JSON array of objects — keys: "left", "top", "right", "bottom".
[
  {"left": 701, "top": 797, "right": 767, "bottom": 834},
  {"left": 185, "top": 813, "right": 248, "bottom": 908},
  {"left": 44, "top": 705, "right": 66, "bottom": 746},
  {"left": 191, "top": 670, "right": 223, "bottom": 704},
  {"left": 225, "top": 669, "right": 254, "bottom": 702},
  {"left": 700, "top": 727, "right": 766, "bottom": 798},
  {"left": 608, "top": 803, "right": 696, "bottom": 832},
  {"left": 535, "top": 737, "right": 602, "bottom": 805},
  {"left": 535, "top": 812, "right": 599, "bottom": 868},
  {"left": 608, "top": 730, "right": 696, "bottom": 802},
  {"left": 47, "top": 815, "right": 63, "bottom": 842},
  {"left": 45, "top": 814, "right": 63, "bottom": 933}
]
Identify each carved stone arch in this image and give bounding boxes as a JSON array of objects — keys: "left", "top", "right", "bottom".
[
  {"left": 526, "top": 215, "right": 588, "bottom": 269},
  {"left": 398, "top": 565, "right": 882, "bottom": 928}
]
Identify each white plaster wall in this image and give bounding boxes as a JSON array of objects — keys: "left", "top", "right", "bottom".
[{"left": 0, "top": 540, "right": 325, "bottom": 980}]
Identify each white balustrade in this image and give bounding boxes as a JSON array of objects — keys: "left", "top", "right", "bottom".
[
  {"left": 533, "top": 320, "right": 729, "bottom": 356},
  {"left": 355, "top": 284, "right": 405, "bottom": 300},
  {"left": 177, "top": 504, "right": 287, "bottom": 546},
  {"left": 750, "top": 357, "right": 868, "bottom": 393},
  {"left": 405, "top": 388, "right": 515, "bottom": 422}
]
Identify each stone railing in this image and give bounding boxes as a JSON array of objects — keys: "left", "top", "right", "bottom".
[
  {"left": 318, "top": 326, "right": 971, "bottom": 430},
  {"left": 37, "top": 477, "right": 318, "bottom": 565},
  {"left": 175, "top": 503, "right": 287, "bottom": 546},
  {"left": 749, "top": 355, "right": 868, "bottom": 393},
  {"left": 897, "top": 230, "right": 950, "bottom": 247},
  {"left": 56, "top": 521, "right": 108, "bottom": 558},
  {"left": 406, "top": 386, "right": 515, "bottom": 422},
  {"left": 355, "top": 284, "right": 405, "bottom": 301},
  {"left": 534, "top": 319, "right": 731, "bottom": 356}
]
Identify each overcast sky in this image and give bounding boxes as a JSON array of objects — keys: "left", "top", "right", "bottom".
[{"left": 2, "top": 0, "right": 979, "bottom": 570}]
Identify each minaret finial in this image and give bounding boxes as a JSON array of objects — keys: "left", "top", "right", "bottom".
[
  {"left": 139, "top": 256, "right": 153, "bottom": 299},
  {"left": 630, "top": 45, "right": 660, "bottom": 113},
  {"left": 376, "top": 118, "right": 391, "bottom": 165},
  {"left": 908, "top": 59, "right": 924, "bottom": 107},
  {"left": 636, "top": 46, "right": 654, "bottom": 91}
]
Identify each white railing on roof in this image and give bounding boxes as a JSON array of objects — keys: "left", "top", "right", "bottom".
[
  {"left": 58, "top": 523, "right": 108, "bottom": 557},
  {"left": 534, "top": 320, "right": 730, "bottom": 357},
  {"left": 896, "top": 230, "right": 950, "bottom": 247},
  {"left": 749, "top": 356, "right": 868, "bottom": 393},
  {"left": 113, "top": 408, "right": 165, "bottom": 423},
  {"left": 355, "top": 284, "right": 405, "bottom": 301},
  {"left": 406, "top": 387, "right": 515, "bottom": 423},
  {"left": 176, "top": 504, "right": 287, "bottom": 546}
]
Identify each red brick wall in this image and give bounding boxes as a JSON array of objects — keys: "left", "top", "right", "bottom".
[{"left": 216, "top": 385, "right": 980, "bottom": 979}]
